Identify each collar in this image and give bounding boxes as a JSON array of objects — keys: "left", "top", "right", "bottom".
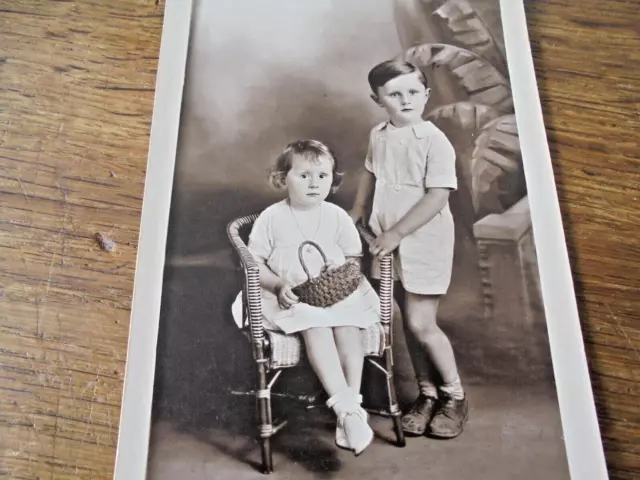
[{"left": 375, "top": 121, "right": 431, "bottom": 139}]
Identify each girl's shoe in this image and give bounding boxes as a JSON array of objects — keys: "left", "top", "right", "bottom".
[
  {"left": 336, "top": 404, "right": 369, "bottom": 450},
  {"left": 327, "top": 391, "right": 373, "bottom": 455},
  {"left": 336, "top": 393, "right": 362, "bottom": 450},
  {"left": 336, "top": 408, "right": 373, "bottom": 455}
]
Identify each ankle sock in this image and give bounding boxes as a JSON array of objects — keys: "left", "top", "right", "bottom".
[
  {"left": 439, "top": 375, "right": 465, "bottom": 400},
  {"left": 418, "top": 378, "right": 439, "bottom": 399}
]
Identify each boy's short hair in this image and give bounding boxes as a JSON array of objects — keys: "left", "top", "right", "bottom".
[
  {"left": 268, "top": 139, "right": 344, "bottom": 193},
  {"left": 368, "top": 59, "right": 428, "bottom": 94}
]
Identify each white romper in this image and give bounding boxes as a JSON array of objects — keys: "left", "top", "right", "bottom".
[
  {"left": 365, "top": 120, "right": 457, "bottom": 295},
  {"left": 231, "top": 200, "right": 380, "bottom": 334}
]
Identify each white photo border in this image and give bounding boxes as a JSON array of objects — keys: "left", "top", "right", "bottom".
[
  {"left": 500, "top": 1, "right": 608, "bottom": 478},
  {"left": 114, "top": 1, "right": 609, "bottom": 478},
  {"left": 113, "top": 1, "right": 194, "bottom": 479}
]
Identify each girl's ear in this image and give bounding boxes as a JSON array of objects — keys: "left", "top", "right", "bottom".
[
  {"left": 278, "top": 172, "right": 287, "bottom": 189},
  {"left": 370, "top": 93, "right": 383, "bottom": 107}
]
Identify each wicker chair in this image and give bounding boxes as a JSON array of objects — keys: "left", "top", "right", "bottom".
[{"left": 227, "top": 214, "right": 405, "bottom": 473}]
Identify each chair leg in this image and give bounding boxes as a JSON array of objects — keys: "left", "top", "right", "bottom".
[
  {"left": 256, "top": 365, "right": 274, "bottom": 473},
  {"left": 259, "top": 437, "right": 273, "bottom": 474},
  {"left": 383, "top": 349, "right": 406, "bottom": 447}
]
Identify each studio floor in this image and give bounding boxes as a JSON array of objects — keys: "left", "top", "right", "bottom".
[{"left": 147, "top": 383, "right": 570, "bottom": 480}]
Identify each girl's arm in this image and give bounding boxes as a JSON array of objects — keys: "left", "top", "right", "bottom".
[
  {"left": 257, "top": 262, "right": 299, "bottom": 308},
  {"left": 370, "top": 187, "right": 450, "bottom": 257},
  {"left": 349, "top": 169, "right": 376, "bottom": 223}
]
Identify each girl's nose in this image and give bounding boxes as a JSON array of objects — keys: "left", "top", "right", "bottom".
[
  {"left": 400, "top": 94, "right": 410, "bottom": 104},
  {"left": 309, "top": 178, "right": 318, "bottom": 188}
]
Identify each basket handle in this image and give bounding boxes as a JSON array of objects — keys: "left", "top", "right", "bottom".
[{"left": 297, "top": 240, "right": 329, "bottom": 282}]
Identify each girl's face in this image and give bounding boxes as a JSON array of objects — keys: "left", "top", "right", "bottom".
[
  {"left": 373, "top": 72, "right": 430, "bottom": 127},
  {"left": 285, "top": 154, "right": 333, "bottom": 209}
]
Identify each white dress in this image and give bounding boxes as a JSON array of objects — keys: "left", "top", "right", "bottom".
[
  {"left": 365, "top": 120, "right": 457, "bottom": 295},
  {"left": 231, "top": 200, "right": 380, "bottom": 334}
]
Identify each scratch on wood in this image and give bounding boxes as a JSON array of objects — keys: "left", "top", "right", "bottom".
[
  {"left": 14, "top": 175, "right": 31, "bottom": 204},
  {"left": 605, "top": 303, "right": 640, "bottom": 366}
]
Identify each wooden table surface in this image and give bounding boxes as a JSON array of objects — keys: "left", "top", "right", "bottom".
[{"left": 1, "top": 1, "right": 638, "bottom": 478}]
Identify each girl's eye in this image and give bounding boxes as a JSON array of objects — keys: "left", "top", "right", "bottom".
[
  {"left": 319, "top": 173, "right": 327, "bottom": 179},
  {"left": 301, "top": 174, "right": 308, "bottom": 179}
]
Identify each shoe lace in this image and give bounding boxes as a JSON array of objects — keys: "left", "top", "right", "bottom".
[
  {"left": 437, "top": 397, "right": 460, "bottom": 421},
  {"left": 409, "top": 394, "right": 436, "bottom": 415}
]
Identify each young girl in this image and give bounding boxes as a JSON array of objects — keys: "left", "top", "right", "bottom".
[
  {"left": 350, "top": 60, "right": 469, "bottom": 439},
  {"left": 232, "top": 139, "right": 380, "bottom": 455}
]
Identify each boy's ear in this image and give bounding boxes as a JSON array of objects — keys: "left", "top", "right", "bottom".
[
  {"left": 370, "top": 93, "right": 383, "bottom": 107},
  {"left": 425, "top": 87, "right": 432, "bottom": 97}
]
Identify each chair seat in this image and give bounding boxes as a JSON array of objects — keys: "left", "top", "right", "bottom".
[{"left": 248, "top": 322, "right": 385, "bottom": 370}]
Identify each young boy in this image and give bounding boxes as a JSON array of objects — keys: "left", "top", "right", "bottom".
[{"left": 349, "top": 59, "right": 468, "bottom": 438}]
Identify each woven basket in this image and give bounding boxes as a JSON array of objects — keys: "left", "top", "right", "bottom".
[{"left": 291, "top": 240, "right": 362, "bottom": 308}]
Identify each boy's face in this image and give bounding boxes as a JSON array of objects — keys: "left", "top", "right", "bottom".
[
  {"left": 285, "top": 154, "right": 333, "bottom": 209},
  {"left": 372, "top": 72, "right": 430, "bottom": 127}
]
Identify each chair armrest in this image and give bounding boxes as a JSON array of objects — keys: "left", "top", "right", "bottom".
[
  {"left": 355, "top": 223, "right": 394, "bottom": 328},
  {"left": 226, "top": 215, "right": 265, "bottom": 343}
]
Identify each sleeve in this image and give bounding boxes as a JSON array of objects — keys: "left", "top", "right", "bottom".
[
  {"left": 364, "top": 132, "right": 374, "bottom": 173},
  {"left": 247, "top": 208, "right": 273, "bottom": 263},
  {"left": 424, "top": 130, "right": 458, "bottom": 191},
  {"left": 335, "top": 207, "right": 363, "bottom": 257}
]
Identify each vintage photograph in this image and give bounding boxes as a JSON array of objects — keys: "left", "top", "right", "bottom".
[{"left": 144, "top": 0, "right": 573, "bottom": 478}]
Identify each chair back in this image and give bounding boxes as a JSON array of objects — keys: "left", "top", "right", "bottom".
[{"left": 227, "top": 214, "right": 263, "bottom": 340}]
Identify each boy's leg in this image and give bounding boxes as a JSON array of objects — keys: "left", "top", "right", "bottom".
[
  {"left": 404, "top": 292, "right": 468, "bottom": 439},
  {"left": 404, "top": 293, "right": 458, "bottom": 385},
  {"left": 398, "top": 285, "right": 440, "bottom": 399},
  {"left": 371, "top": 279, "right": 439, "bottom": 396}
]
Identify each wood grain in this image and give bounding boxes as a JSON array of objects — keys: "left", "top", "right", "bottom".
[{"left": 0, "top": 0, "right": 638, "bottom": 479}]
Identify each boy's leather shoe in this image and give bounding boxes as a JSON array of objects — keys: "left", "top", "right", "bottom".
[{"left": 427, "top": 394, "right": 469, "bottom": 439}]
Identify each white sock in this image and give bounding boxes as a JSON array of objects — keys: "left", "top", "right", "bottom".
[
  {"left": 418, "top": 378, "right": 438, "bottom": 399},
  {"left": 439, "top": 375, "right": 465, "bottom": 400}
]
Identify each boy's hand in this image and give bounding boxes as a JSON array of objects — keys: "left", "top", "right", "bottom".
[
  {"left": 370, "top": 231, "right": 402, "bottom": 258},
  {"left": 276, "top": 283, "right": 299, "bottom": 309},
  {"left": 348, "top": 205, "right": 367, "bottom": 225}
]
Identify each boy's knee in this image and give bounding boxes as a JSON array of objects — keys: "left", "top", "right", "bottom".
[{"left": 406, "top": 318, "right": 439, "bottom": 339}]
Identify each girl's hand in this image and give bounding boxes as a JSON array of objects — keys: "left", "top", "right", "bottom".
[
  {"left": 276, "top": 282, "right": 299, "bottom": 309},
  {"left": 370, "top": 231, "right": 402, "bottom": 258}
]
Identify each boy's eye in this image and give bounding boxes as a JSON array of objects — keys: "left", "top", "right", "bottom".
[
  {"left": 301, "top": 173, "right": 308, "bottom": 179},
  {"left": 319, "top": 173, "right": 328, "bottom": 179}
]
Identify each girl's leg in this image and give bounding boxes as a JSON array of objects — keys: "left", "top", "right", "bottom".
[
  {"left": 301, "top": 327, "right": 373, "bottom": 453},
  {"left": 301, "top": 327, "right": 349, "bottom": 397},
  {"left": 333, "top": 326, "right": 364, "bottom": 393}
]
